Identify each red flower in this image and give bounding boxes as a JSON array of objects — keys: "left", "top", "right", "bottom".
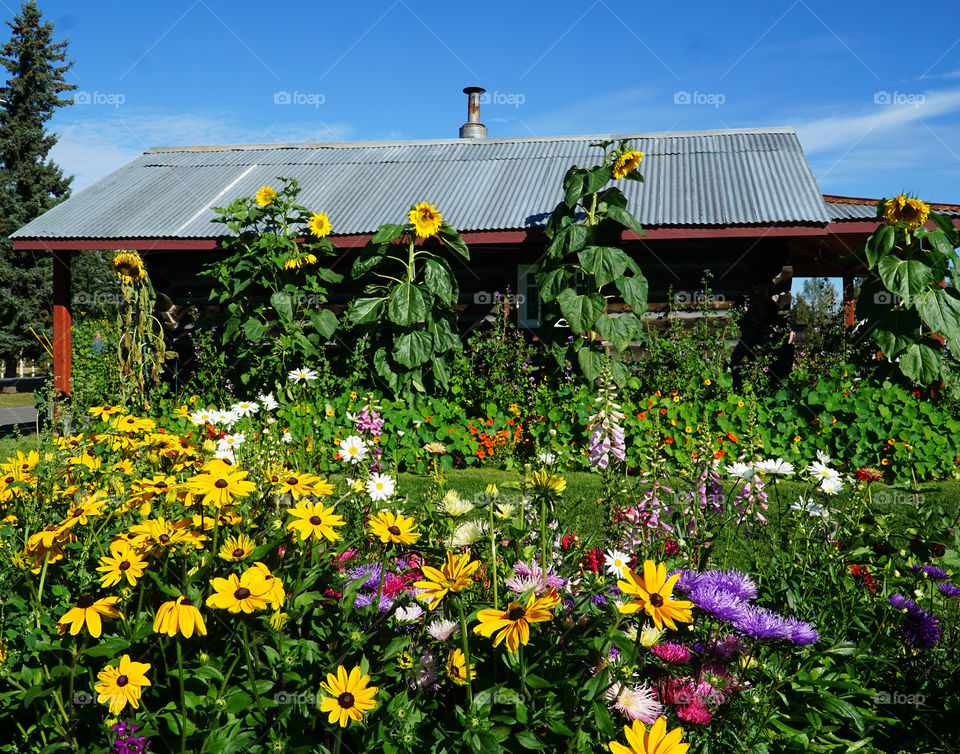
[{"left": 855, "top": 467, "right": 883, "bottom": 482}]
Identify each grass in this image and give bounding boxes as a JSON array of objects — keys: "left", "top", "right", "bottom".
[
  {"left": 0, "top": 391, "right": 35, "bottom": 408},
  {"left": 0, "top": 433, "right": 40, "bottom": 459}
]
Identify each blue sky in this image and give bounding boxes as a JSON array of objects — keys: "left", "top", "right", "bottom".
[{"left": 11, "top": 0, "right": 960, "bottom": 200}]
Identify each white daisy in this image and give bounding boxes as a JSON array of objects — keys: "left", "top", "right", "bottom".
[
  {"left": 365, "top": 473, "right": 395, "bottom": 502},
  {"left": 281, "top": 430, "right": 293, "bottom": 444},
  {"left": 725, "top": 462, "right": 754, "bottom": 480},
  {"left": 816, "top": 449, "right": 832, "bottom": 465},
  {"left": 604, "top": 549, "right": 630, "bottom": 579},
  {"left": 258, "top": 392, "right": 279, "bottom": 411},
  {"left": 213, "top": 447, "right": 235, "bottom": 463},
  {"left": 231, "top": 401, "right": 259, "bottom": 417},
  {"left": 288, "top": 367, "right": 318, "bottom": 383},
  {"left": 189, "top": 408, "right": 216, "bottom": 425},
  {"left": 440, "top": 491, "right": 475, "bottom": 517},
  {"left": 790, "top": 496, "right": 825, "bottom": 517},
  {"left": 217, "top": 433, "right": 246, "bottom": 452},
  {"left": 754, "top": 458, "right": 795, "bottom": 476},
  {"left": 538, "top": 451, "right": 557, "bottom": 466},
  {"left": 806, "top": 461, "right": 840, "bottom": 482},
  {"left": 338, "top": 435, "right": 368, "bottom": 464},
  {"left": 210, "top": 409, "right": 240, "bottom": 428},
  {"left": 426, "top": 618, "right": 460, "bottom": 641},
  {"left": 820, "top": 477, "right": 845, "bottom": 495}
]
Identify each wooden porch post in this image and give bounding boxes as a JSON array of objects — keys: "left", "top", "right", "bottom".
[{"left": 52, "top": 249, "right": 72, "bottom": 403}]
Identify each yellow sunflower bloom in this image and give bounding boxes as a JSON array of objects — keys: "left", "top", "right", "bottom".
[
  {"left": 609, "top": 717, "right": 689, "bottom": 754},
  {"left": 186, "top": 469, "right": 256, "bottom": 509},
  {"left": 58, "top": 595, "right": 123, "bottom": 638},
  {"left": 319, "top": 665, "right": 379, "bottom": 727},
  {"left": 275, "top": 471, "right": 323, "bottom": 499},
  {"left": 612, "top": 149, "right": 645, "bottom": 179},
  {"left": 368, "top": 510, "right": 420, "bottom": 546},
  {"left": 473, "top": 590, "right": 558, "bottom": 653},
  {"left": 249, "top": 561, "right": 285, "bottom": 609},
  {"left": 286, "top": 501, "right": 345, "bottom": 542},
  {"left": 445, "top": 648, "right": 475, "bottom": 686},
  {"left": 617, "top": 560, "right": 694, "bottom": 631},
  {"left": 308, "top": 211, "right": 332, "bottom": 238},
  {"left": 95, "top": 654, "right": 151, "bottom": 715},
  {"left": 883, "top": 194, "right": 930, "bottom": 231},
  {"left": 529, "top": 469, "right": 566, "bottom": 493},
  {"left": 413, "top": 550, "right": 480, "bottom": 610},
  {"left": 112, "top": 251, "right": 146, "bottom": 285},
  {"left": 153, "top": 596, "right": 207, "bottom": 638},
  {"left": 408, "top": 201, "right": 443, "bottom": 238},
  {"left": 205, "top": 569, "right": 272, "bottom": 613},
  {"left": 219, "top": 533, "right": 256, "bottom": 562},
  {"left": 255, "top": 185, "right": 277, "bottom": 206},
  {"left": 96, "top": 540, "right": 148, "bottom": 588}
]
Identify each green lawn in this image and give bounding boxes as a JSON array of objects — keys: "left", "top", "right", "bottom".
[
  {"left": 0, "top": 433, "right": 40, "bottom": 459},
  {"left": 0, "top": 391, "right": 35, "bottom": 408}
]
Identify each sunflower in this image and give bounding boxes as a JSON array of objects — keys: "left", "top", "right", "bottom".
[
  {"left": 612, "top": 150, "right": 645, "bottom": 179},
  {"left": 250, "top": 561, "right": 285, "bottom": 609},
  {"left": 186, "top": 469, "right": 256, "bottom": 509},
  {"left": 94, "top": 654, "right": 151, "bottom": 715},
  {"left": 127, "top": 517, "right": 189, "bottom": 551},
  {"left": 109, "top": 414, "right": 156, "bottom": 434},
  {"left": 96, "top": 540, "right": 148, "bottom": 588},
  {"left": 276, "top": 471, "right": 322, "bottom": 499},
  {"left": 883, "top": 194, "right": 930, "bottom": 231},
  {"left": 473, "top": 590, "right": 559, "bottom": 653},
  {"left": 445, "top": 648, "right": 475, "bottom": 686},
  {"left": 282, "top": 254, "right": 318, "bottom": 270},
  {"left": 286, "top": 501, "right": 346, "bottom": 542},
  {"left": 319, "top": 665, "right": 379, "bottom": 727},
  {"left": 308, "top": 211, "right": 332, "bottom": 238},
  {"left": 368, "top": 510, "right": 420, "bottom": 546},
  {"left": 205, "top": 569, "right": 271, "bottom": 613},
  {"left": 255, "top": 185, "right": 277, "bottom": 206},
  {"left": 617, "top": 560, "right": 694, "bottom": 631},
  {"left": 413, "top": 550, "right": 481, "bottom": 610},
  {"left": 219, "top": 533, "right": 256, "bottom": 562},
  {"left": 153, "top": 596, "right": 207, "bottom": 638},
  {"left": 408, "top": 201, "right": 443, "bottom": 238},
  {"left": 58, "top": 595, "right": 123, "bottom": 638},
  {"left": 529, "top": 469, "right": 566, "bottom": 493},
  {"left": 112, "top": 251, "right": 146, "bottom": 285},
  {"left": 609, "top": 717, "right": 689, "bottom": 754},
  {"left": 89, "top": 405, "right": 124, "bottom": 421}
]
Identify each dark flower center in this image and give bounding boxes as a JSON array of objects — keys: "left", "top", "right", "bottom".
[
  {"left": 119, "top": 561, "right": 131, "bottom": 571},
  {"left": 649, "top": 594, "right": 664, "bottom": 607},
  {"left": 155, "top": 482, "right": 167, "bottom": 489},
  {"left": 4, "top": 476, "right": 13, "bottom": 484},
  {"left": 180, "top": 597, "right": 193, "bottom": 606},
  {"left": 233, "top": 548, "right": 245, "bottom": 558},
  {"left": 116, "top": 675, "right": 129, "bottom": 687},
  {"left": 388, "top": 526, "right": 401, "bottom": 536},
  {"left": 309, "top": 515, "right": 322, "bottom": 525},
  {"left": 159, "top": 534, "right": 170, "bottom": 543},
  {"left": 337, "top": 692, "right": 355, "bottom": 709},
  {"left": 286, "top": 477, "right": 299, "bottom": 486},
  {"left": 71, "top": 508, "right": 83, "bottom": 517},
  {"left": 77, "top": 594, "right": 95, "bottom": 608},
  {"left": 508, "top": 606, "right": 526, "bottom": 621},
  {"left": 450, "top": 665, "right": 460, "bottom": 677},
  {"left": 45, "top": 524, "right": 59, "bottom": 532},
  {"left": 214, "top": 479, "right": 229, "bottom": 489},
  {"left": 270, "top": 476, "right": 280, "bottom": 483},
  {"left": 235, "top": 588, "right": 251, "bottom": 600}
]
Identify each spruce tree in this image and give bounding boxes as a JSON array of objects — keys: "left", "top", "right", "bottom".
[{"left": 0, "top": 1, "right": 74, "bottom": 376}]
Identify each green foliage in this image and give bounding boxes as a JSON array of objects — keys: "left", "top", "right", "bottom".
[
  {"left": 536, "top": 140, "right": 650, "bottom": 385},
  {"left": 0, "top": 1, "right": 74, "bottom": 369},
  {"left": 205, "top": 178, "right": 342, "bottom": 391},
  {"left": 344, "top": 205, "right": 469, "bottom": 402},
  {"left": 69, "top": 314, "right": 120, "bottom": 413},
  {"left": 854, "top": 200, "right": 960, "bottom": 385}
]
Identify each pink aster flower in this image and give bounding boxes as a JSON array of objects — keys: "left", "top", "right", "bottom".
[
  {"left": 651, "top": 642, "right": 691, "bottom": 664},
  {"left": 677, "top": 697, "right": 715, "bottom": 725}
]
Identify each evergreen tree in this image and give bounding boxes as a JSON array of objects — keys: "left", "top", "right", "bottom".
[
  {"left": 0, "top": 1, "right": 74, "bottom": 376},
  {"left": 793, "top": 277, "right": 839, "bottom": 327}
]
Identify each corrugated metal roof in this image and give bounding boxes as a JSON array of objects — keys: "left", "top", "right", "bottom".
[
  {"left": 12, "top": 127, "right": 831, "bottom": 240},
  {"left": 824, "top": 197, "right": 960, "bottom": 222}
]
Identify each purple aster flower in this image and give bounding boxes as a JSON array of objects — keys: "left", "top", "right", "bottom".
[
  {"left": 732, "top": 606, "right": 788, "bottom": 640},
  {"left": 912, "top": 564, "right": 950, "bottom": 580},
  {"left": 347, "top": 563, "right": 382, "bottom": 590},
  {"left": 697, "top": 569, "right": 758, "bottom": 602},
  {"left": 937, "top": 582, "right": 960, "bottom": 598},
  {"left": 899, "top": 605, "right": 943, "bottom": 648},
  {"left": 670, "top": 570, "right": 704, "bottom": 593},
  {"left": 689, "top": 585, "right": 749, "bottom": 623},
  {"left": 783, "top": 617, "right": 819, "bottom": 645},
  {"left": 887, "top": 593, "right": 916, "bottom": 611},
  {"left": 591, "top": 593, "right": 608, "bottom": 607}
]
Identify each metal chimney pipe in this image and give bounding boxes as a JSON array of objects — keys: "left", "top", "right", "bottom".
[{"left": 459, "top": 86, "right": 487, "bottom": 139}]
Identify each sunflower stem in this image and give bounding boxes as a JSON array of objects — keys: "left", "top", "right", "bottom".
[
  {"left": 489, "top": 503, "right": 499, "bottom": 610},
  {"left": 176, "top": 639, "right": 188, "bottom": 754},
  {"left": 333, "top": 731, "right": 342, "bottom": 754},
  {"left": 371, "top": 546, "right": 389, "bottom": 627},
  {"left": 240, "top": 622, "right": 266, "bottom": 718},
  {"left": 455, "top": 602, "right": 474, "bottom": 706},
  {"left": 540, "top": 495, "right": 549, "bottom": 586},
  {"left": 34, "top": 549, "right": 51, "bottom": 628}
]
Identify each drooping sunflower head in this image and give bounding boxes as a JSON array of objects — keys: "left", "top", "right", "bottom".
[
  {"left": 255, "top": 185, "right": 277, "bottom": 206},
  {"left": 612, "top": 149, "right": 645, "bottom": 179},
  {"left": 408, "top": 202, "right": 443, "bottom": 238},
  {"left": 308, "top": 211, "right": 332, "bottom": 238},
  {"left": 883, "top": 194, "right": 930, "bottom": 231},
  {"left": 529, "top": 469, "right": 566, "bottom": 493},
  {"left": 112, "top": 251, "right": 146, "bottom": 285}
]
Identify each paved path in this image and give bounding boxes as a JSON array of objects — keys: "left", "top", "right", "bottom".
[{"left": 0, "top": 405, "right": 38, "bottom": 436}]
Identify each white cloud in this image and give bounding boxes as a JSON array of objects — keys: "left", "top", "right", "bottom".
[{"left": 49, "top": 108, "right": 353, "bottom": 190}]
